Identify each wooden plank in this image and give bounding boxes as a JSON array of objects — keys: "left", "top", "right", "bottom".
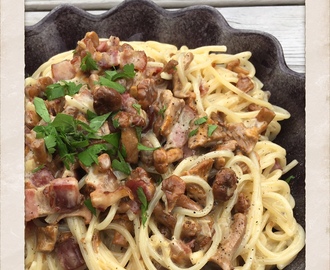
[
  {"left": 24, "top": 6, "right": 305, "bottom": 73},
  {"left": 25, "top": 0, "right": 305, "bottom": 11}
]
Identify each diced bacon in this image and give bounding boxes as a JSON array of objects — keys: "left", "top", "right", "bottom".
[
  {"left": 165, "top": 105, "right": 196, "bottom": 149},
  {"left": 25, "top": 177, "right": 84, "bottom": 222},
  {"left": 30, "top": 167, "right": 54, "bottom": 187},
  {"left": 158, "top": 90, "right": 185, "bottom": 137},
  {"left": 125, "top": 167, "right": 156, "bottom": 202},
  {"left": 56, "top": 237, "right": 86, "bottom": 270},
  {"left": 51, "top": 60, "right": 76, "bottom": 82},
  {"left": 44, "top": 177, "right": 84, "bottom": 211},
  {"left": 120, "top": 46, "right": 147, "bottom": 71}
]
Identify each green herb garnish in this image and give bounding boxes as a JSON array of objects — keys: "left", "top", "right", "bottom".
[
  {"left": 137, "top": 187, "right": 149, "bottom": 226},
  {"left": 207, "top": 124, "right": 218, "bottom": 137},
  {"left": 194, "top": 116, "right": 208, "bottom": 125},
  {"left": 188, "top": 128, "right": 199, "bottom": 137},
  {"left": 80, "top": 52, "right": 98, "bottom": 72},
  {"left": 45, "top": 81, "right": 82, "bottom": 100},
  {"left": 34, "top": 97, "right": 51, "bottom": 123},
  {"left": 137, "top": 143, "right": 160, "bottom": 151},
  {"left": 97, "top": 64, "right": 136, "bottom": 93},
  {"left": 84, "top": 198, "right": 97, "bottom": 216}
]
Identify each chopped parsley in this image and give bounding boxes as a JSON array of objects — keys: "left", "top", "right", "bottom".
[
  {"left": 80, "top": 52, "right": 98, "bottom": 72},
  {"left": 137, "top": 187, "right": 149, "bottom": 226},
  {"left": 33, "top": 99, "right": 119, "bottom": 169},
  {"left": 137, "top": 143, "right": 160, "bottom": 151},
  {"left": 207, "top": 124, "right": 218, "bottom": 137},
  {"left": 188, "top": 128, "right": 198, "bottom": 137},
  {"left": 194, "top": 116, "right": 208, "bottom": 125},
  {"left": 84, "top": 198, "right": 97, "bottom": 216},
  {"left": 45, "top": 81, "right": 82, "bottom": 100},
  {"left": 97, "top": 64, "right": 136, "bottom": 93},
  {"left": 284, "top": 175, "right": 295, "bottom": 183}
]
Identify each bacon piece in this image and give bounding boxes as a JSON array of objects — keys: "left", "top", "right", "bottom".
[
  {"left": 158, "top": 90, "right": 185, "bottom": 137},
  {"left": 165, "top": 105, "right": 196, "bottom": 149},
  {"left": 56, "top": 237, "right": 86, "bottom": 270},
  {"left": 51, "top": 60, "right": 76, "bottom": 82},
  {"left": 120, "top": 44, "right": 147, "bottom": 71},
  {"left": 170, "top": 239, "right": 192, "bottom": 267},
  {"left": 25, "top": 177, "right": 84, "bottom": 222},
  {"left": 125, "top": 167, "right": 156, "bottom": 202},
  {"left": 161, "top": 175, "right": 186, "bottom": 212},
  {"left": 30, "top": 167, "right": 54, "bottom": 187},
  {"left": 44, "top": 177, "right": 84, "bottom": 211},
  {"left": 209, "top": 213, "right": 247, "bottom": 270}
]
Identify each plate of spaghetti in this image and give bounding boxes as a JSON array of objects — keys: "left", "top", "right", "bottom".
[{"left": 24, "top": 1, "right": 305, "bottom": 269}]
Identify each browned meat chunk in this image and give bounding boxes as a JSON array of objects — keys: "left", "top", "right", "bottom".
[
  {"left": 212, "top": 168, "right": 237, "bottom": 202},
  {"left": 56, "top": 236, "right": 86, "bottom": 270},
  {"left": 36, "top": 225, "right": 58, "bottom": 252},
  {"left": 121, "top": 127, "right": 139, "bottom": 164},
  {"left": 236, "top": 74, "right": 254, "bottom": 93},
  {"left": 93, "top": 85, "right": 122, "bottom": 115},
  {"left": 227, "top": 123, "right": 259, "bottom": 154},
  {"left": 125, "top": 167, "right": 156, "bottom": 202},
  {"left": 210, "top": 213, "right": 247, "bottom": 270},
  {"left": 233, "top": 192, "right": 250, "bottom": 215},
  {"left": 161, "top": 175, "right": 186, "bottom": 212},
  {"left": 51, "top": 60, "right": 76, "bottom": 82}
]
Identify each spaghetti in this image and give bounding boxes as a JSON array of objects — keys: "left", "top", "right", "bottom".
[{"left": 24, "top": 32, "right": 305, "bottom": 270}]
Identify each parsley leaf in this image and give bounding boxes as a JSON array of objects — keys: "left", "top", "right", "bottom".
[
  {"left": 45, "top": 81, "right": 82, "bottom": 100},
  {"left": 207, "top": 124, "right": 218, "bottom": 137},
  {"left": 80, "top": 52, "right": 98, "bottom": 72},
  {"left": 97, "top": 64, "right": 136, "bottom": 93},
  {"left": 188, "top": 128, "right": 198, "bottom": 137},
  {"left": 137, "top": 143, "right": 160, "bottom": 151},
  {"left": 111, "top": 151, "right": 131, "bottom": 175},
  {"left": 284, "top": 175, "right": 295, "bottom": 183},
  {"left": 33, "top": 97, "right": 51, "bottom": 123},
  {"left": 137, "top": 187, "right": 149, "bottom": 226},
  {"left": 98, "top": 77, "right": 126, "bottom": 93},
  {"left": 89, "top": 112, "right": 111, "bottom": 131},
  {"left": 133, "top": 103, "right": 141, "bottom": 114},
  {"left": 78, "top": 144, "right": 108, "bottom": 167},
  {"left": 84, "top": 198, "right": 97, "bottom": 216},
  {"left": 194, "top": 116, "right": 208, "bottom": 125},
  {"left": 158, "top": 105, "right": 167, "bottom": 118}
]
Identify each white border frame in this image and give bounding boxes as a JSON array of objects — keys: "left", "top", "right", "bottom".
[{"left": 0, "top": 0, "right": 329, "bottom": 269}]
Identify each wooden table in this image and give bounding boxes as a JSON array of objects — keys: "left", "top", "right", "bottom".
[{"left": 24, "top": 0, "right": 305, "bottom": 74}]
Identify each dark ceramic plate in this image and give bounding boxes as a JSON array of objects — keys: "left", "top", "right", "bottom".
[{"left": 25, "top": 0, "right": 305, "bottom": 269}]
